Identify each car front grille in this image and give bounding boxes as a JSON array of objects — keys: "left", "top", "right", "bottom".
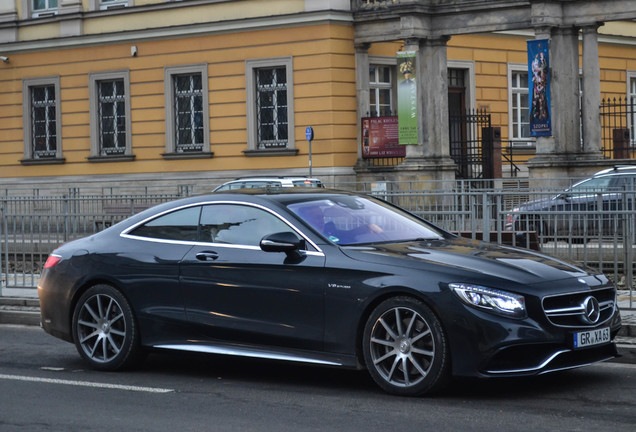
[{"left": 542, "top": 287, "right": 616, "bottom": 328}]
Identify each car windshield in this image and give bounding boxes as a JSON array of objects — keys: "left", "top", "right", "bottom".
[
  {"left": 288, "top": 196, "right": 444, "bottom": 245},
  {"left": 567, "top": 176, "right": 613, "bottom": 195}
]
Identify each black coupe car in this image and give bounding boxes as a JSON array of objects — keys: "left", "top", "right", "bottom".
[{"left": 38, "top": 189, "right": 621, "bottom": 396}]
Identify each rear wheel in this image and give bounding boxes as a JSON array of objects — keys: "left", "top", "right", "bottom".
[
  {"left": 72, "top": 284, "right": 143, "bottom": 371},
  {"left": 362, "top": 297, "right": 450, "bottom": 396}
]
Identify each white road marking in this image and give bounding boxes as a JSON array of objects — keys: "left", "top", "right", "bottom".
[{"left": 0, "top": 374, "right": 174, "bottom": 393}]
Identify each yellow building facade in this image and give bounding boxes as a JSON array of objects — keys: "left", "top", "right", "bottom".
[{"left": 0, "top": 0, "right": 635, "bottom": 188}]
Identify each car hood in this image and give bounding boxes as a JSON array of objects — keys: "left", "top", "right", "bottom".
[
  {"left": 339, "top": 236, "right": 600, "bottom": 288},
  {"left": 512, "top": 196, "right": 559, "bottom": 212}
]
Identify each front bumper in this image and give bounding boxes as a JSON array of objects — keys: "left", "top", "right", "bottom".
[{"left": 446, "top": 300, "right": 622, "bottom": 378}]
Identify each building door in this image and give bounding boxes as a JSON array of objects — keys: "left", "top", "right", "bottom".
[{"left": 448, "top": 69, "right": 470, "bottom": 178}]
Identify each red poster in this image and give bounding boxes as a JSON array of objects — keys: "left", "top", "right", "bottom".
[{"left": 361, "top": 116, "right": 406, "bottom": 158}]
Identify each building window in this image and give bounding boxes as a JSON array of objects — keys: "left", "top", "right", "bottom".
[
  {"left": 88, "top": 0, "right": 131, "bottom": 11},
  {"left": 22, "top": 77, "right": 63, "bottom": 163},
  {"left": 89, "top": 71, "right": 132, "bottom": 160},
  {"left": 31, "top": 0, "right": 58, "bottom": 17},
  {"left": 245, "top": 57, "right": 295, "bottom": 154},
  {"left": 508, "top": 66, "right": 532, "bottom": 147},
  {"left": 256, "top": 67, "right": 288, "bottom": 149},
  {"left": 369, "top": 65, "right": 393, "bottom": 117},
  {"left": 99, "top": 0, "right": 128, "bottom": 10},
  {"left": 164, "top": 64, "right": 211, "bottom": 158},
  {"left": 31, "top": 86, "right": 57, "bottom": 157},
  {"left": 174, "top": 74, "right": 204, "bottom": 152}
]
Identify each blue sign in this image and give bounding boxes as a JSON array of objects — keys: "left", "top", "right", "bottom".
[
  {"left": 527, "top": 39, "right": 552, "bottom": 136},
  {"left": 305, "top": 126, "right": 314, "bottom": 142}
]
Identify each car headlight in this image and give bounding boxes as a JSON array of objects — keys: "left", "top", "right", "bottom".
[{"left": 450, "top": 283, "right": 526, "bottom": 319}]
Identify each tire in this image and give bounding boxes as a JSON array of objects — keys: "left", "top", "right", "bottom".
[
  {"left": 362, "top": 296, "right": 450, "bottom": 396},
  {"left": 72, "top": 284, "right": 143, "bottom": 371}
]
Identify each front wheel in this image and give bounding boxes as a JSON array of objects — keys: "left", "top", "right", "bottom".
[
  {"left": 362, "top": 297, "right": 450, "bottom": 396},
  {"left": 72, "top": 284, "right": 143, "bottom": 371}
]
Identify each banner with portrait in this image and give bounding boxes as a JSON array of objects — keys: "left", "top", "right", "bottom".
[
  {"left": 397, "top": 51, "right": 418, "bottom": 145},
  {"left": 527, "top": 39, "right": 552, "bottom": 136}
]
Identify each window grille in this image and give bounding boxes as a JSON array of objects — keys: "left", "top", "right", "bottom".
[
  {"left": 256, "top": 67, "right": 288, "bottom": 149},
  {"left": 98, "top": 79, "right": 126, "bottom": 155},
  {"left": 31, "top": 85, "right": 57, "bottom": 158},
  {"left": 174, "top": 74, "right": 204, "bottom": 152}
]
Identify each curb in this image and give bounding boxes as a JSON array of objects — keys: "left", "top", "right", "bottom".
[{"left": 0, "top": 298, "right": 41, "bottom": 326}]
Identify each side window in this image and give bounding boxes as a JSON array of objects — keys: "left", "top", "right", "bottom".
[
  {"left": 199, "top": 204, "right": 294, "bottom": 246},
  {"left": 129, "top": 206, "right": 201, "bottom": 241}
]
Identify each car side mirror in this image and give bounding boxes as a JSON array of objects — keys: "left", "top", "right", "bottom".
[
  {"left": 557, "top": 193, "right": 571, "bottom": 202},
  {"left": 260, "top": 232, "right": 306, "bottom": 259}
]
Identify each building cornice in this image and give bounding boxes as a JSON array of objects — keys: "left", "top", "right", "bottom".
[{"left": 0, "top": 9, "right": 353, "bottom": 53}]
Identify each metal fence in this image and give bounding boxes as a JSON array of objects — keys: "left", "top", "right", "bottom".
[{"left": 1, "top": 181, "right": 634, "bottom": 304}]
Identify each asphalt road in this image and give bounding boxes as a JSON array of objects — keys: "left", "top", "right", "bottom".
[{"left": 2, "top": 324, "right": 636, "bottom": 432}]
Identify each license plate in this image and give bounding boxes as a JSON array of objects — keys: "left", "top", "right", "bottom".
[{"left": 573, "top": 327, "right": 610, "bottom": 349}]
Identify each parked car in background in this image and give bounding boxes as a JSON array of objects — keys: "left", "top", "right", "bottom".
[
  {"left": 213, "top": 176, "right": 324, "bottom": 191},
  {"left": 505, "top": 165, "right": 636, "bottom": 241},
  {"left": 38, "top": 189, "right": 621, "bottom": 396}
]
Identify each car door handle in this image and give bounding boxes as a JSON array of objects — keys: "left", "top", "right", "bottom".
[{"left": 195, "top": 252, "right": 219, "bottom": 261}]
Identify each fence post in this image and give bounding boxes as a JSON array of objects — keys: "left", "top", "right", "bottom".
[
  {"left": 625, "top": 187, "right": 635, "bottom": 308},
  {"left": 0, "top": 201, "right": 4, "bottom": 296},
  {"left": 63, "top": 195, "right": 70, "bottom": 243},
  {"left": 482, "top": 191, "right": 490, "bottom": 242}
]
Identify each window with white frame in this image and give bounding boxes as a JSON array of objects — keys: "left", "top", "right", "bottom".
[
  {"left": 164, "top": 64, "right": 210, "bottom": 156},
  {"left": 22, "top": 77, "right": 63, "bottom": 162},
  {"left": 245, "top": 57, "right": 295, "bottom": 153},
  {"left": 369, "top": 65, "right": 393, "bottom": 117},
  {"left": 31, "top": 0, "right": 58, "bottom": 17},
  {"left": 508, "top": 66, "right": 531, "bottom": 146},
  {"left": 89, "top": 71, "right": 132, "bottom": 159},
  {"left": 97, "top": 0, "right": 129, "bottom": 10}
]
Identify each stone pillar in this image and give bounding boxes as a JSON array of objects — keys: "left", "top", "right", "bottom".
[
  {"left": 550, "top": 26, "right": 581, "bottom": 154},
  {"left": 581, "top": 24, "right": 602, "bottom": 156},
  {"left": 528, "top": 25, "right": 612, "bottom": 187},
  {"left": 399, "top": 37, "right": 456, "bottom": 181},
  {"left": 355, "top": 43, "right": 370, "bottom": 162}
]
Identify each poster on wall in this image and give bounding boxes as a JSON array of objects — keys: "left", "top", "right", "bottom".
[
  {"left": 527, "top": 39, "right": 552, "bottom": 136},
  {"left": 361, "top": 116, "right": 406, "bottom": 158},
  {"left": 397, "top": 51, "right": 418, "bottom": 145}
]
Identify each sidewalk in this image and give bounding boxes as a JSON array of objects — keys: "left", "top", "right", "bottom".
[{"left": 1, "top": 290, "right": 635, "bottom": 363}]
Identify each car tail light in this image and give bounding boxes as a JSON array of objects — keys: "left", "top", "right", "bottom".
[{"left": 44, "top": 254, "right": 62, "bottom": 269}]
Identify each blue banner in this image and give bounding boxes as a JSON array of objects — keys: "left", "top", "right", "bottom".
[{"left": 527, "top": 39, "right": 552, "bottom": 136}]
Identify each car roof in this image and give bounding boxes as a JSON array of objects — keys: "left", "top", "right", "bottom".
[
  {"left": 593, "top": 165, "right": 636, "bottom": 176},
  {"left": 104, "top": 188, "right": 352, "bottom": 233}
]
